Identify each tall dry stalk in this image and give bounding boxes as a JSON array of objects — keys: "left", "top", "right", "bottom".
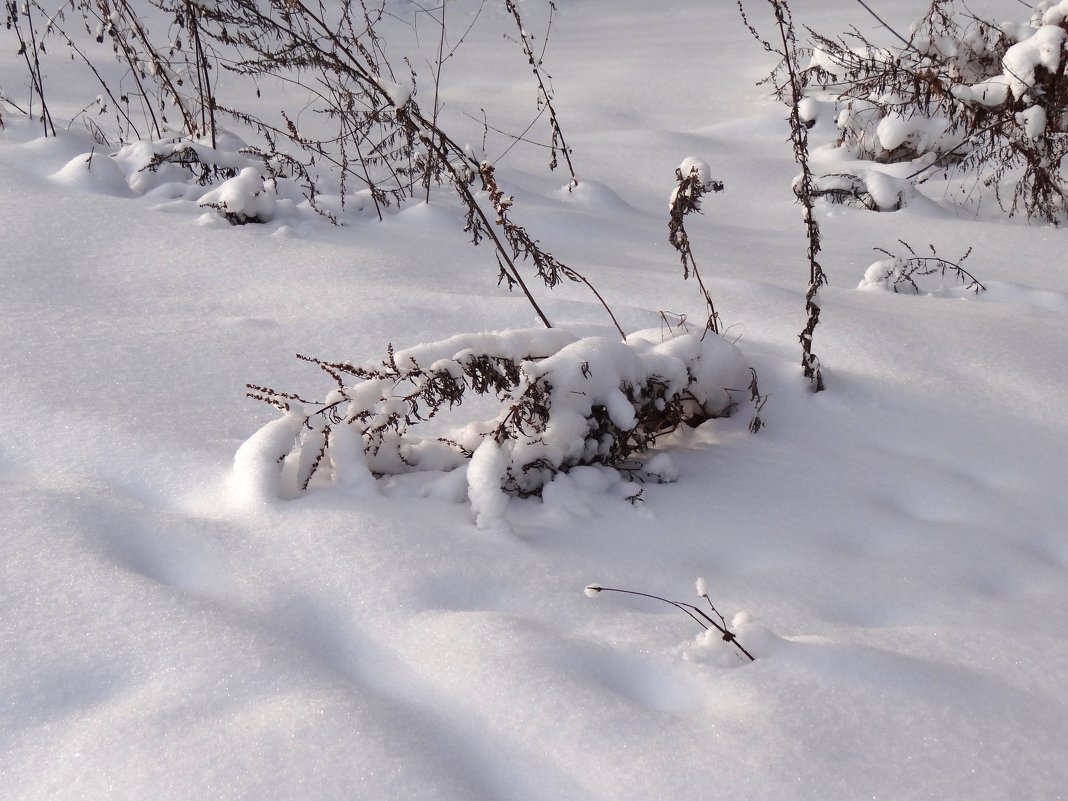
[{"left": 740, "top": 0, "right": 826, "bottom": 390}]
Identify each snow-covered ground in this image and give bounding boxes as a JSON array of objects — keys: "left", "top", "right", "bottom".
[{"left": 2, "top": 1, "right": 1068, "bottom": 799}]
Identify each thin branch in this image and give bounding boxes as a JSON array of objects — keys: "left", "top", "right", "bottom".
[{"left": 585, "top": 584, "right": 756, "bottom": 662}]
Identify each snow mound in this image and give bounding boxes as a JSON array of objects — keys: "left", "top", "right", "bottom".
[{"left": 52, "top": 151, "right": 134, "bottom": 197}]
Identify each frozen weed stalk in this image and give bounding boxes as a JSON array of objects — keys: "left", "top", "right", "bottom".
[
  {"left": 739, "top": 0, "right": 827, "bottom": 391},
  {"left": 666, "top": 159, "right": 767, "bottom": 432},
  {"left": 5, "top": 0, "right": 55, "bottom": 136},
  {"left": 503, "top": 0, "right": 578, "bottom": 188},
  {"left": 584, "top": 580, "right": 756, "bottom": 662},
  {"left": 668, "top": 158, "right": 725, "bottom": 336}
]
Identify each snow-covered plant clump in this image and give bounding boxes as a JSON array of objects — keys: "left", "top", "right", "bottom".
[
  {"left": 858, "top": 242, "right": 985, "bottom": 296},
  {"left": 797, "top": 171, "right": 910, "bottom": 212},
  {"left": 198, "top": 167, "right": 280, "bottom": 225},
  {"left": 54, "top": 132, "right": 320, "bottom": 222},
  {"left": 800, "top": 0, "right": 1068, "bottom": 222},
  {"left": 238, "top": 329, "right": 754, "bottom": 506}
]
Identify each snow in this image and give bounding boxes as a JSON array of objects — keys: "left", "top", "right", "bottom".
[
  {"left": 467, "top": 438, "right": 512, "bottom": 531},
  {"left": 3, "top": 1, "right": 1068, "bottom": 799},
  {"left": 232, "top": 408, "right": 309, "bottom": 502},
  {"left": 675, "top": 156, "right": 713, "bottom": 187},
  {"left": 1002, "top": 23, "right": 1066, "bottom": 99},
  {"left": 952, "top": 75, "right": 1010, "bottom": 106},
  {"left": 198, "top": 167, "right": 281, "bottom": 224},
  {"left": 1041, "top": 0, "right": 1068, "bottom": 25},
  {"left": 1016, "top": 104, "right": 1048, "bottom": 139}
]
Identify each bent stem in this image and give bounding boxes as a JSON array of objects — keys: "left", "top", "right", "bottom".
[{"left": 585, "top": 584, "right": 756, "bottom": 661}]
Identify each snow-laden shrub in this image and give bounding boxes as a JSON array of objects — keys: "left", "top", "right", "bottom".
[
  {"left": 198, "top": 167, "right": 279, "bottom": 224},
  {"left": 53, "top": 132, "right": 313, "bottom": 221},
  {"left": 239, "top": 329, "right": 754, "bottom": 504},
  {"left": 795, "top": 171, "right": 909, "bottom": 212},
  {"left": 858, "top": 241, "right": 984, "bottom": 295},
  {"left": 111, "top": 136, "right": 243, "bottom": 192},
  {"left": 802, "top": 0, "right": 1068, "bottom": 222},
  {"left": 804, "top": 6, "right": 1007, "bottom": 164}
]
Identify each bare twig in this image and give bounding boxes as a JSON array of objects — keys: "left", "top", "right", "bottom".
[
  {"left": 584, "top": 583, "right": 756, "bottom": 662},
  {"left": 504, "top": 0, "right": 577, "bottom": 188}
]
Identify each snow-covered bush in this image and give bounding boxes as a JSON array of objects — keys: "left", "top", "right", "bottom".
[
  {"left": 795, "top": 171, "right": 909, "bottom": 212},
  {"left": 198, "top": 167, "right": 279, "bottom": 225},
  {"left": 111, "top": 137, "right": 242, "bottom": 192},
  {"left": 859, "top": 241, "right": 984, "bottom": 295},
  {"left": 803, "top": 0, "right": 1068, "bottom": 222},
  {"left": 53, "top": 133, "right": 310, "bottom": 222},
  {"left": 239, "top": 329, "right": 755, "bottom": 504}
]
